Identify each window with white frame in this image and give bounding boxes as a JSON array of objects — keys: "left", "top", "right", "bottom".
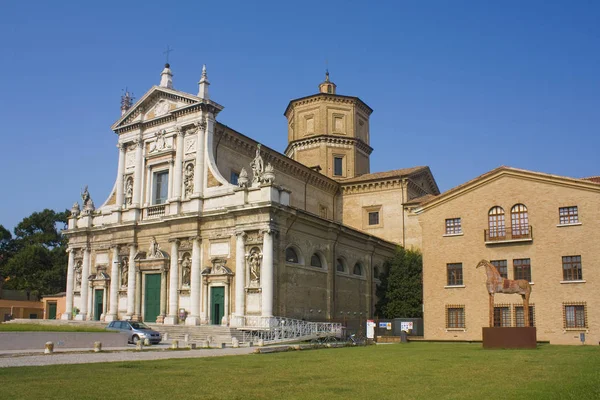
[{"left": 153, "top": 170, "right": 169, "bottom": 205}]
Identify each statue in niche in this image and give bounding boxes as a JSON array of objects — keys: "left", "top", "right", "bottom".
[
  {"left": 125, "top": 177, "right": 133, "bottom": 206},
  {"left": 181, "top": 255, "right": 191, "bottom": 286},
  {"left": 184, "top": 163, "right": 194, "bottom": 198},
  {"left": 121, "top": 257, "right": 129, "bottom": 287},
  {"left": 75, "top": 262, "right": 82, "bottom": 288},
  {"left": 247, "top": 248, "right": 262, "bottom": 284},
  {"left": 149, "top": 237, "right": 161, "bottom": 258},
  {"left": 250, "top": 144, "right": 264, "bottom": 186}
]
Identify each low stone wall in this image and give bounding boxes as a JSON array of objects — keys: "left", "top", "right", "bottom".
[{"left": 0, "top": 332, "right": 128, "bottom": 350}]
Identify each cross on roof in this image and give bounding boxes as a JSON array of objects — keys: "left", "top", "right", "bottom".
[{"left": 163, "top": 45, "right": 174, "bottom": 64}]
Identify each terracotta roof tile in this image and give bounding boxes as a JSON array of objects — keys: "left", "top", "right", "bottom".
[{"left": 582, "top": 176, "right": 600, "bottom": 184}]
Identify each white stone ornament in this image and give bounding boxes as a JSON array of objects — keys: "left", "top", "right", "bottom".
[
  {"left": 250, "top": 144, "right": 264, "bottom": 187},
  {"left": 263, "top": 163, "right": 275, "bottom": 185},
  {"left": 237, "top": 168, "right": 249, "bottom": 188}
]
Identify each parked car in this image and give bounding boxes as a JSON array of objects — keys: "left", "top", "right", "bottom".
[{"left": 106, "top": 321, "right": 162, "bottom": 344}]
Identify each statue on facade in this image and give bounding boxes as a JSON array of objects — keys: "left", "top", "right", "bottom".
[
  {"left": 149, "top": 130, "right": 170, "bottom": 153},
  {"left": 81, "top": 186, "right": 95, "bottom": 214},
  {"left": 181, "top": 255, "right": 191, "bottom": 286},
  {"left": 250, "top": 144, "right": 264, "bottom": 186},
  {"left": 476, "top": 259, "right": 532, "bottom": 327},
  {"left": 125, "top": 177, "right": 133, "bottom": 206},
  {"left": 121, "top": 257, "right": 129, "bottom": 287},
  {"left": 248, "top": 248, "right": 262, "bottom": 284},
  {"left": 184, "top": 163, "right": 194, "bottom": 198},
  {"left": 149, "top": 237, "right": 161, "bottom": 258}
]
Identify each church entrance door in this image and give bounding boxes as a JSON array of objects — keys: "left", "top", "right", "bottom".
[
  {"left": 94, "top": 289, "right": 103, "bottom": 321},
  {"left": 210, "top": 286, "right": 224, "bottom": 325},
  {"left": 144, "top": 274, "right": 161, "bottom": 322}
]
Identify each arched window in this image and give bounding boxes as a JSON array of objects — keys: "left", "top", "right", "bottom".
[
  {"left": 511, "top": 204, "right": 529, "bottom": 238},
  {"left": 373, "top": 266, "right": 380, "bottom": 279},
  {"left": 353, "top": 263, "right": 363, "bottom": 276},
  {"left": 336, "top": 258, "right": 346, "bottom": 273},
  {"left": 488, "top": 206, "right": 506, "bottom": 238},
  {"left": 285, "top": 247, "right": 299, "bottom": 263},
  {"left": 311, "top": 253, "right": 322, "bottom": 268}
]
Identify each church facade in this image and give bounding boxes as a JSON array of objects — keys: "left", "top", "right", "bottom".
[{"left": 62, "top": 65, "right": 438, "bottom": 326}]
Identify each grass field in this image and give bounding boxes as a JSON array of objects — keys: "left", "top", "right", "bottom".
[
  {"left": 0, "top": 323, "right": 108, "bottom": 332},
  {"left": 1, "top": 343, "right": 598, "bottom": 399}
]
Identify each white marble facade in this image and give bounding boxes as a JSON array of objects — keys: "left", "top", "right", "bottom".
[{"left": 63, "top": 64, "right": 397, "bottom": 326}]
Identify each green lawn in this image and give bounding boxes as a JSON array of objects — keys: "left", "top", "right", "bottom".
[
  {"left": 1, "top": 343, "right": 599, "bottom": 399},
  {"left": 0, "top": 323, "right": 107, "bottom": 332}
]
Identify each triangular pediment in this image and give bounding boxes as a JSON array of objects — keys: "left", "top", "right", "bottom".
[{"left": 111, "top": 86, "right": 202, "bottom": 130}]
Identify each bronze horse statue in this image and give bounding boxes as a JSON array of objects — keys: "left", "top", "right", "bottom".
[{"left": 476, "top": 259, "right": 532, "bottom": 327}]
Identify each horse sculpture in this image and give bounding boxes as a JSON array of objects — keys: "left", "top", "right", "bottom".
[{"left": 476, "top": 259, "right": 532, "bottom": 327}]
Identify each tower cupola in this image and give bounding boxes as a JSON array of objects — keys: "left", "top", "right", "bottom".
[{"left": 318, "top": 70, "right": 336, "bottom": 94}]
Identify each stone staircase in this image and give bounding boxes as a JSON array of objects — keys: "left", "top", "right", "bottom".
[{"left": 148, "top": 324, "right": 245, "bottom": 345}]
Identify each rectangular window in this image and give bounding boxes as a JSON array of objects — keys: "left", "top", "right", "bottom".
[
  {"left": 559, "top": 206, "right": 579, "bottom": 225},
  {"left": 446, "top": 306, "right": 465, "bottom": 328},
  {"left": 562, "top": 255, "right": 582, "bottom": 281},
  {"left": 490, "top": 260, "right": 508, "bottom": 279},
  {"left": 153, "top": 170, "right": 169, "bottom": 205},
  {"left": 446, "top": 263, "right": 463, "bottom": 286},
  {"left": 333, "top": 157, "right": 343, "bottom": 176},
  {"left": 230, "top": 171, "right": 239, "bottom": 185},
  {"left": 514, "top": 305, "right": 535, "bottom": 327},
  {"left": 564, "top": 303, "right": 587, "bottom": 329},
  {"left": 513, "top": 258, "right": 531, "bottom": 282},
  {"left": 368, "top": 212, "right": 379, "bottom": 226},
  {"left": 445, "top": 218, "right": 462, "bottom": 234},
  {"left": 493, "top": 306, "right": 511, "bottom": 327}
]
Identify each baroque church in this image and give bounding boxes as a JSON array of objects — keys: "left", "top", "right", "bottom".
[{"left": 62, "top": 64, "right": 439, "bottom": 327}]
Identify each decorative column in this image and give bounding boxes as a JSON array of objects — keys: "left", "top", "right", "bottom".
[
  {"left": 135, "top": 269, "right": 142, "bottom": 319},
  {"left": 115, "top": 143, "right": 126, "bottom": 208},
  {"left": 159, "top": 267, "right": 168, "bottom": 322},
  {"left": 261, "top": 228, "right": 274, "bottom": 318},
  {"left": 126, "top": 245, "right": 137, "bottom": 319},
  {"left": 193, "top": 119, "right": 206, "bottom": 198},
  {"left": 62, "top": 248, "right": 75, "bottom": 320},
  {"left": 172, "top": 128, "right": 184, "bottom": 201},
  {"left": 232, "top": 231, "right": 246, "bottom": 326},
  {"left": 76, "top": 246, "right": 91, "bottom": 320},
  {"left": 186, "top": 236, "right": 202, "bottom": 325},
  {"left": 164, "top": 239, "right": 180, "bottom": 324},
  {"left": 132, "top": 137, "right": 144, "bottom": 209},
  {"left": 106, "top": 245, "right": 120, "bottom": 321},
  {"left": 202, "top": 278, "right": 209, "bottom": 324}
]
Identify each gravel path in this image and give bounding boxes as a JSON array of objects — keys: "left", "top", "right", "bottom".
[{"left": 0, "top": 347, "right": 256, "bottom": 368}]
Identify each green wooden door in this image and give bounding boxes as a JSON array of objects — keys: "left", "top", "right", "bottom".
[
  {"left": 144, "top": 274, "right": 161, "bottom": 322},
  {"left": 210, "top": 286, "right": 225, "bottom": 325},
  {"left": 48, "top": 302, "right": 57, "bottom": 319},
  {"left": 94, "top": 289, "right": 103, "bottom": 321}
]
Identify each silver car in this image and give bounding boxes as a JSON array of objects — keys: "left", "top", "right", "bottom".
[{"left": 106, "top": 321, "right": 162, "bottom": 344}]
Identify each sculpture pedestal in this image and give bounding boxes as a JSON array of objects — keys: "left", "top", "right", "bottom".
[{"left": 482, "top": 327, "right": 537, "bottom": 349}]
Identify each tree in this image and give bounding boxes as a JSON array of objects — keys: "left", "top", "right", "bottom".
[
  {"left": 375, "top": 247, "right": 423, "bottom": 318},
  {"left": 2, "top": 209, "right": 69, "bottom": 298}
]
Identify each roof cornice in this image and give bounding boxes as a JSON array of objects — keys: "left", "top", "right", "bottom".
[
  {"left": 285, "top": 135, "right": 373, "bottom": 156},
  {"left": 284, "top": 93, "right": 373, "bottom": 117},
  {"left": 415, "top": 166, "right": 600, "bottom": 214}
]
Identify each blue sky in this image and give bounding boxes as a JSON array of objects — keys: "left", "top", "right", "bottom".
[{"left": 1, "top": 1, "right": 598, "bottom": 232}]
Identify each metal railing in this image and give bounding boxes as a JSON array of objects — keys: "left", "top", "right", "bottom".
[
  {"left": 239, "top": 316, "right": 343, "bottom": 344},
  {"left": 484, "top": 226, "right": 533, "bottom": 242}
]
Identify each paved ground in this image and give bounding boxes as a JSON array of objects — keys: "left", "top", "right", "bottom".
[{"left": 0, "top": 344, "right": 256, "bottom": 368}]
